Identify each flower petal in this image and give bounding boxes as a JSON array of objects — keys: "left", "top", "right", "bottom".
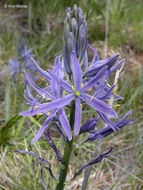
[
  {"left": 71, "top": 51, "right": 82, "bottom": 91},
  {"left": 88, "top": 44, "right": 99, "bottom": 64},
  {"left": 24, "top": 71, "right": 54, "bottom": 100},
  {"left": 31, "top": 113, "right": 55, "bottom": 144},
  {"left": 83, "top": 50, "right": 88, "bottom": 71},
  {"left": 88, "top": 111, "right": 133, "bottom": 141},
  {"left": 61, "top": 80, "right": 73, "bottom": 93},
  {"left": 59, "top": 109, "right": 72, "bottom": 140},
  {"left": 54, "top": 55, "right": 62, "bottom": 67},
  {"left": 31, "top": 57, "right": 50, "bottom": 80},
  {"left": 81, "top": 66, "right": 107, "bottom": 92},
  {"left": 86, "top": 54, "right": 119, "bottom": 77},
  {"left": 80, "top": 93, "right": 117, "bottom": 118},
  {"left": 110, "top": 59, "right": 125, "bottom": 73},
  {"left": 19, "top": 94, "right": 74, "bottom": 116},
  {"left": 97, "top": 84, "right": 116, "bottom": 101},
  {"left": 97, "top": 111, "right": 118, "bottom": 131},
  {"left": 74, "top": 97, "right": 81, "bottom": 136},
  {"left": 79, "top": 117, "right": 99, "bottom": 134}
]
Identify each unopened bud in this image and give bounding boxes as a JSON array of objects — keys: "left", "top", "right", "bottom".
[{"left": 71, "top": 18, "right": 78, "bottom": 38}]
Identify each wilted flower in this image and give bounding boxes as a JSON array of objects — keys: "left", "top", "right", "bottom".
[
  {"left": 79, "top": 116, "right": 99, "bottom": 134},
  {"left": 14, "top": 143, "right": 57, "bottom": 190},
  {"left": 71, "top": 148, "right": 112, "bottom": 180},
  {"left": 87, "top": 111, "right": 133, "bottom": 142}
]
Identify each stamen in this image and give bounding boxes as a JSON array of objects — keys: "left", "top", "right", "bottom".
[
  {"left": 34, "top": 106, "right": 38, "bottom": 110},
  {"left": 46, "top": 83, "right": 49, "bottom": 86},
  {"left": 47, "top": 111, "right": 50, "bottom": 116},
  {"left": 46, "top": 98, "right": 51, "bottom": 102},
  {"left": 42, "top": 93, "right": 45, "bottom": 99},
  {"left": 75, "top": 91, "right": 80, "bottom": 96},
  {"left": 113, "top": 104, "right": 120, "bottom": 109},
  {"left": 40, "top": 77, "right": 45, "bottom": 81},
  {"left": 80, "top": 104, "right": 83, "bottom": 110},
  {"left": 81, "top": 83, "right": 84, "bottom": 88},
  {"left": 72, "top": 85, "right": 75, "bottom": 91},
  {"left": 73, "top": 97, "right": 75, "bottom": 100},
  {"left": 90, "top": 96, "right": 94, "bottom": 102},
  {"left": 112, "top": 86, "right": 117, "bottom": 93},
  {"left": 88, "top": 87, "right": 93, "bottom": 92},
  {"left": 114, "top": 92, "right": 117, "bottom": 96},
  {"left": 112, "top": 86, "right": 117, "bottom": 96},
  {"left": 37, "top": 113, "right": 43, "bottom": 117},
  {"left": 75, "top": 168, "right": 80, "bottom": 173}
]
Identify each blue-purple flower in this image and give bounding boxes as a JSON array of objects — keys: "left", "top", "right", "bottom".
[
  {"left": 85, "top": 45, "right": 125, "bottom": 78},
  {"left": 16, "top": 5, "right": 133, "bottom": 190},
  {"left": 20, "top": 56, "right": 72, "bottom": 143},
  {"left": 20, "top": 52, "right": 118, "bottom": 137},
  {"left": 7, "top": 58, "right": 20, "bottom": 81}
]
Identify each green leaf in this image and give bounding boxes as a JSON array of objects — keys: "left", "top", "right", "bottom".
[
  {"left": 28, "top": 116, "right": 41, "bottom": 128},
  {"left": 15, "top": 116, "right": 26, "bottom": 138},
  {"left": 0, "top": 115, "right": 22, "bottom": 145},
  {"left": 4, "top": 80, "right": 11, "bottom": 123}
]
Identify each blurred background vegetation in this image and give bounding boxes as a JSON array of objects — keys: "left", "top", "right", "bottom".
[{"left": 0, "top": 0, "right": 143, "bottom": 189}]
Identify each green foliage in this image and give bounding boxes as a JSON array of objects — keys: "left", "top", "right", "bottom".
[
  {"left": 4, "top": 81, "right": 11, "bottom": 123},
  {"left": 0, "top": 115, "right": 22, "bottom": 145}
]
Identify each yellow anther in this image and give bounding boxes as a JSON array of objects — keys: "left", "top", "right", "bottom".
[
  {"left": 34, "top": 106, "right": 38, "bottom": 110},
  {"left": 36, "top": 95, "right": 39, "bottom": 97},
  {"left": 46, "top": 83, "right": 49, "bottom": 86},
  {"left": 114, "top": 92, "right": 117, "bottom": 96},
  {"left": 72, "top": 85, "right": 75, "bottom": 91},
  {"left": 75, "top": 91, "right": 80, "bottom": 96},
  {"left": 80, "top": 104, "right": 83, "bottom": 110},
  {"left": 73, "top": 97, "right": 75, "bottom": 100},
  {"left": 112, "top": 86, "right": 117, "bottom": 96},
  {"left": 90, "top": 96, "right": 94, "bottom": 102},
  {"left": 75, "top": 168, "right": 80, "bottom": 173},
  {"left": 40, "top": 77, "right": 45, "bottom": 81},
  {"left": 81, "top": 83, "right": 84, "bottom": 88},
  {"left": 46, "top": 98, "right": 51, "bottom": 102},
  {"left": 47, "top": 111, "right": 50, "bottom": 116},
  {"left": 113, "top": 104, "right": 120, "bottom": 109},
  {"left": 37, "top": 113, "right": 43, "bottom": 117},
  {"left": 42, "top": 93, "right": 45, "bottom": 99},
  {"left": 112, "top": 86, "right": 117, "bottom": 93},
  {"left": 88, "top": 87, "right": 93, "bottom": 92}
]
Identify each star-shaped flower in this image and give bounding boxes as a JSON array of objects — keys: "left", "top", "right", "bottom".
[{"left": 20, "top": 52, "right": 117, "bottom": 137}]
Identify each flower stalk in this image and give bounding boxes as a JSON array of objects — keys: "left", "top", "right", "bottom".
[{"left": 55, "top": 101, "right": 75, "bottom": 190}]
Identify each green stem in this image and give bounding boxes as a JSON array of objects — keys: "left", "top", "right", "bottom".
[
  {"left": 55, "top": 101, "right": 75, "bottom": 190},
  {"left": 12, "top": 60, "right": 22, "bottom": 135}
]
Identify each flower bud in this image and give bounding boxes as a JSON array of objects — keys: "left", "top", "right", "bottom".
[
  {"left": 71, "top": 18, "right": 78, "bottom": 38},
  {"left": 73, "top": 4, "right": 78, "bottom": 18},
  {"left": 63, "top": 4, "right": 88, "bottom": 75}
]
